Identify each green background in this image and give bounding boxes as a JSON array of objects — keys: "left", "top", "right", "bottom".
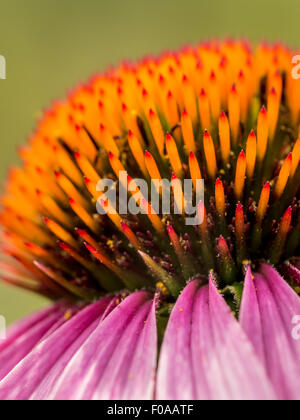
[{"left": 0, "top": 0, "right": 299, "bottom": 324}]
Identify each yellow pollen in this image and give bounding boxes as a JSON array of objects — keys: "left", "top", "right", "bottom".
[
  {"left": 64, "top": 309, "right": 73, "bottom": 321},
  {"left": 156, "top": 282, "right": 168, "bottom": 295}
]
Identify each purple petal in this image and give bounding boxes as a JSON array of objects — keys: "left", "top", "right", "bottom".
[
  {"left": 50, "top": 291, "right": 156, "bottom": 400},
  {"left": 239, "top": 267, "right": 265, "bottom": 364},
  {"left": 30, "top": 296, "right": 120, "bottom": 400},
  {"left": 208, "top": 275, "right": 275, "bottom": 399},
  {"left": 156, "top": 280, "right": 199, "bottom": 399},
  {"left": 0, "top": 297, "right": 113, "bottom": 400},
  {"left": 0, "top": 303, "right": 67, "bottom": 381},
  {"left": 240, "top": 263, "right": 300, "bottom": 400},
  {"left": 157, "top": 277, "right": 275, "bottom": 400},
  {"left": 109, "top": 296, "right": 157, "bottom": 400},
  {"left": 0, "top": 302, "right": 62, "bottom": 353}
]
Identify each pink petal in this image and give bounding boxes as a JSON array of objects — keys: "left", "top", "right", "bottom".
[
  {"left": 0, "top": 303, "right": 67, "bottom": 381},
  {"left": 208, "top": 276, "right": 275, "bottom": 399},
  {"left": 156, "top": 280, "right": 199, "bottom": 399},
  {"left": 239, "top": 267, "right": 265, "bottom": 364},
  {"left": 240, "top": 263, "right": 300, "bottom": 400},
  {"left": 30, "top": 296, "right": 119, "bottom": 400},
  {"left": 0, "top": 303, "right": 61, "bottom": 347},
  {"left": 110, "top": 296, "right": 157, "bottom": 400},
  {"left": 50, "top": 291, "right": 156, "bottom": 400},
  {"left": 0, "top": 297, "right": 113, "bottom": 400},
  {"left": 156, "top": 276, "right": 275, "bottom": 400}
]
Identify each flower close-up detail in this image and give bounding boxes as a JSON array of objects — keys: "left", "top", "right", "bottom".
[{"left": 0, "top": 40, "right": 300, "bottom": 400}]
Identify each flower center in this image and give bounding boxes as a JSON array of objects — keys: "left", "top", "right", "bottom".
[{"left": 0, "top": 41, "right": 299, "bottom": 307}]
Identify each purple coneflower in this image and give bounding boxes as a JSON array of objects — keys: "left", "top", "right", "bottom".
[{"left": 0, "top": 41, "right": 299, "bottom": 400}]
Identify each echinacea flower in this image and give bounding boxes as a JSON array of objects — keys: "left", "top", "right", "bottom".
[{"left": 0, "top": 40, "right": 300, "bottom": 400}]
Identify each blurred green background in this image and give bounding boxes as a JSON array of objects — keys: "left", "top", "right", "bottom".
[{"left": 0, "top": 0, "right": 300, "bottom": 324}]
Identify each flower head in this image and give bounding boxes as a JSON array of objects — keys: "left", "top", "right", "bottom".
[{"left": 0, "top": 40, "right": 300, "bottom": 400}]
